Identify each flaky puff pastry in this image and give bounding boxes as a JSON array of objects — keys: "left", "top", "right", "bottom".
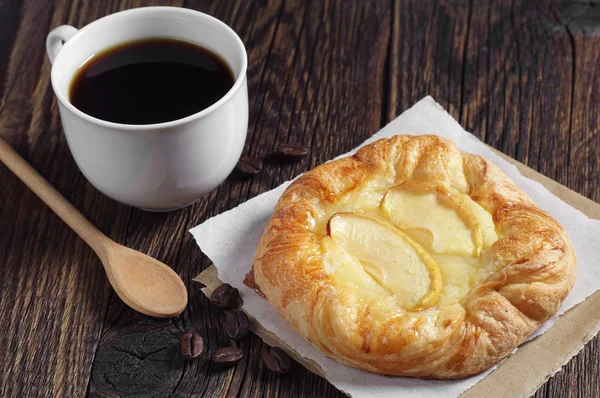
[{"left": 244, "top": 135, "right": 576, "bottom": 379}]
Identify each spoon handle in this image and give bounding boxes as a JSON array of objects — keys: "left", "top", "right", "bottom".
[{"left": 0, "top": 137, "right": 109, "bottom": 253}]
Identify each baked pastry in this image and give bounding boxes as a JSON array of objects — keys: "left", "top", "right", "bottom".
[{"left": 244, "top": 134, "right": 576, "bottom": 379}]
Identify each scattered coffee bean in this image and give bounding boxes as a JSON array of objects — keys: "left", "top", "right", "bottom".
[
  {"left": 213, "top": 347, "right": 244, "bottom": 366},
  {"left": 181, "top": 332, "right": 204, "bottom": 359},
  {"left": 211, "top": 283, "right": 243, "bottom": 309},
  {"left": 225, "top": 310, "right": 249, "bottom": 340},
  {"left": 262, "top": 345, "right": 292, "bottom": 375},
  {"left": 274, "top": 143, "right": 310, "bottom": 162},
  {"left": 235, "top": 156, "right": 263, "bottom": 176}
]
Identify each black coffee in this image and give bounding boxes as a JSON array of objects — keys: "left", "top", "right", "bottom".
[{"left": 69, "top": 38, "right": 235, "bottom": 125}]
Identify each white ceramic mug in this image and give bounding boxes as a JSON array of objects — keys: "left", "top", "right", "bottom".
[{"left": 46, "top": 7, "right": 248, "bottom": 211}]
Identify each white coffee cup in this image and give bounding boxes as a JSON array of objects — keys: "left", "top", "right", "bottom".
[{"left": 46, "top": 7, "right": 248, "bottom": 211}]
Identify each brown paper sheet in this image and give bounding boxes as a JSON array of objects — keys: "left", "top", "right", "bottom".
[{"left": 193, "top": 149, "right": 600, "bottom": 397}]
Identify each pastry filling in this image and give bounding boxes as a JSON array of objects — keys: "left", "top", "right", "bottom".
[{"left": 320, "top": 182, "right": 498, "bottom": 310}]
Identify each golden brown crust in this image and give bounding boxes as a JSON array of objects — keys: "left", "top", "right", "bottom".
[{"left": 246, "top": 135, "right": 576, "bottom": 379}]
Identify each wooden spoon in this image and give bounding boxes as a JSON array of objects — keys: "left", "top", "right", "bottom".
[{"left": 0, "top": 137, "right": 188, "bottom": 318}]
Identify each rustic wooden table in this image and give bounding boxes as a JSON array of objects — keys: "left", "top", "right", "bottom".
[{"left": 1, "top": 0, "right": 599, "bottom": 397}]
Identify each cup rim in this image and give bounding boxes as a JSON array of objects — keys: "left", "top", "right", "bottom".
[{"left": 50, "top": 6, "right": 248, "bottom": 131}]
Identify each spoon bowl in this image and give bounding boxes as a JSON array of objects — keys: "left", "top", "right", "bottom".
[{"left": 100, "top": 244, "right": 188, "bottom": 317}]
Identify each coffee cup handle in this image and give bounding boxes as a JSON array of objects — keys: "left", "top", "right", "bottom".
[{"left": 46, "top": 25, "right": 78, "bottom": 64}]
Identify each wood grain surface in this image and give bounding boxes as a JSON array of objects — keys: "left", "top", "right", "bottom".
[{"left": 0, "top": 0, "right": 599, "bottom": 397}]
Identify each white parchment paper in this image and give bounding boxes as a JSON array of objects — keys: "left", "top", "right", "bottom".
[{"left": 190, "top": 96, "right": 600, "bottom": 397}]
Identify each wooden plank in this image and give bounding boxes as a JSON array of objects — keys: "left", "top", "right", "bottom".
[
  {"left": 0, "top": 0, "right": 20, "bottom": 101},
  {"left": 537, "top": 1, "right": 600, "bottom": 397},
  {"left": 0, "top": 0, "right": 132, "bottom": 397}
]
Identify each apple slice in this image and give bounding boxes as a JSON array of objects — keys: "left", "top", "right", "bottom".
[
  {"left": 381, "top": 181, "right": 487, "bottom": 257},
  {"left": 327, "top": 213, "right": 442, "bottom": 310}
]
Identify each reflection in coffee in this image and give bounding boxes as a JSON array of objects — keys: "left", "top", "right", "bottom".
[{"left": 69, "top": 38, "right": 235, "bottom": 125}]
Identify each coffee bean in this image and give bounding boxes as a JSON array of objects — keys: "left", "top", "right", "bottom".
[
  {"left": 262, "top": 345, "right": 292, "bottom": 375},
  {"left": 274, "top": 143, "right": 310, "bottom": 162},
  {"left": 211, "top": 283, "right": 243, "bottom": 309},
  {"left": 181, "top": 332, "right": 204, "bottom": 359},
  {"left": 235, "top": 156, "right": 262, "bottom": 176},
  {"left": 225, "top": 310, "right": 249, "bottom": 340},
  {"left": 213, "top": 347, "right": 243, "bottom": 366}
]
